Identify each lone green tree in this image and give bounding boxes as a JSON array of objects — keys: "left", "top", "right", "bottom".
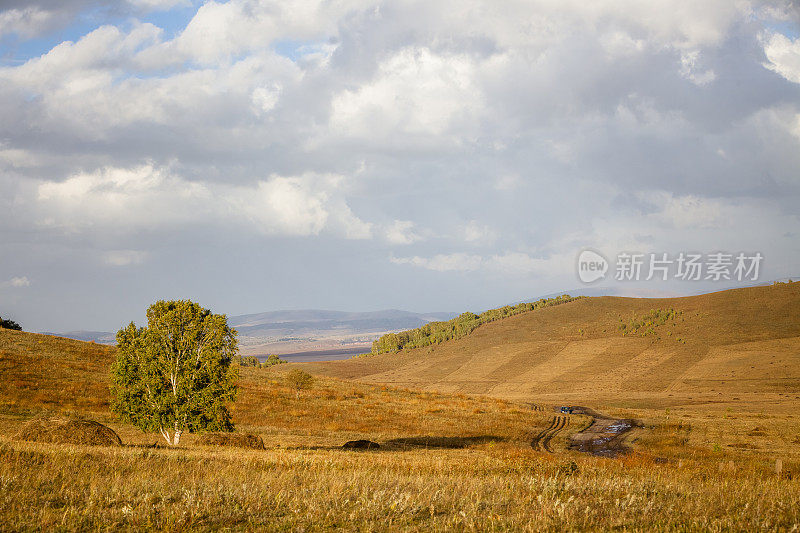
[{"left": 111, "top": 300, "right": 239, "bottom": 446}]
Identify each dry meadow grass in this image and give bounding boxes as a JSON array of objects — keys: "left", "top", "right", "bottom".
[{"left": 1, "top": 436, "right": 798, "bottom": 531}]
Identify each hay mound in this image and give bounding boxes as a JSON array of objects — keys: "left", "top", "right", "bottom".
[
  {"left": 16, "top": 416, "right": 122, "bottom": 446},
  {"left": 198, "top": 432, "right": 265, "bottom": 450}
]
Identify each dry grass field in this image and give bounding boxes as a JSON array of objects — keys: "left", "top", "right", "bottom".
[{"left": 1, "top": 283, "right": 799, "bottom": 530}]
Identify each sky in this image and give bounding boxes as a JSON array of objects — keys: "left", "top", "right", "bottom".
[{"left": 1, "top": 0, "right": 799, "bottom": 332}]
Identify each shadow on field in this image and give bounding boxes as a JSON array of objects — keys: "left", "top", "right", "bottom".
[{"left": 384, "top": 435, "right": 506, "bottom": 449}]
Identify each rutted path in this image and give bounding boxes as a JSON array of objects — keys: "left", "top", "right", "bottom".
[
  {"left": 530, "top": 415, "right": 568, "bottom": 453},
  {"left": 531, "top": 405, "right": 640, "bottom": 457}
]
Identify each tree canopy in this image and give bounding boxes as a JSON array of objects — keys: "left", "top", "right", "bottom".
[
  {"left": 111, "top": 300, "right": 239, "bottom": 446},
  {"left": 371, "top": 295, "right": 581, "bottom": 354},
  {"left": 0, "top": 317, "right": 22, "bottom": 331}
]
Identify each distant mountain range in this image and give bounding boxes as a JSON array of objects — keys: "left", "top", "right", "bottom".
[
  {"left": 41, "top": 309, "right": 457, "bottom": 354},
  {"left": 38, "top": 330, "right": 117, "bottom": 344},
  {"left": 229, "top": 309, "right": 455, "bottom": 338}
]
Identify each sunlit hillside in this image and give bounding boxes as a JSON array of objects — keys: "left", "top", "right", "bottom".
[
  {"left": 303, "top": 282, "right": 800, "bottom": 408},
  {"left": 0, "top": 330, "right": 116, "bottom": 416}
]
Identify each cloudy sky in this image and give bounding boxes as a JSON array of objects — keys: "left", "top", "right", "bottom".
[{"left": 1, "top": 0, "right": 799, "bottom": 332}]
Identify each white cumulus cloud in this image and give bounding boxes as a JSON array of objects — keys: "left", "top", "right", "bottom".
[
  {"left": 763, "top": 32, "right": 800, "bottom": 83},
  {"left": 329, "top": 46, "right": 484, "bottom": 146},
  {"left": 1, "top": 276, "right": 31, "bottom": 288},
  {"left": 34, "top": 165, "right": 371, "bottom": 239},
  {"left": 385, "top": 220, "right": 423, "bottom": 245}
]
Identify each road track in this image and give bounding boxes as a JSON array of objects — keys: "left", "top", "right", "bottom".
[
  {"left": 530, "top": 415, "right": 568, "bottom": 452},
  {"left": 531, "top": 405, "right": 640, "bottom": 457}
]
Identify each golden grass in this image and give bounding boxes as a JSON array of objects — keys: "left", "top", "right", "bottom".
[
  {"left": 232, "top": 370, "right": 541, "bottom": 444},
  {"left": 0, "top": 437, "right": 797, "bottom": 531},
  {"left": 0, "top": 329, "right": 115, "bottom": 416},
  {"left": 196, "top": 432, "right": 265, "bottom": 450},
  {"left": 0, "top": 360, "right": 798, "bottom": 530}
]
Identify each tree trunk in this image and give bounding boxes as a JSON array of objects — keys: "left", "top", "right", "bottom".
[
  {"left": 160, "top": 427, "right": 172, "bottom": 446},
  {"left": 159, "top": 427, "right": 183, "bottom": 446}
]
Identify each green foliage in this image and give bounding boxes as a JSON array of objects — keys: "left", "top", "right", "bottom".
[
  {"left": 110, "top": 300, "right": 239, "bottom": 446},
  {"left": 618, "top": 308, "right": 683, "bottom": 338},
  {"left": 371, "top": 295, "right": 581, "bottom": 355},
  {"left": 262, "top": 354, "right": 286, "bottom": 367},
  {"left": 239, "top": 355, "right": 260, "bottom": 367},
  {"left": 239, "top": 354, "right": 286, "bottom": 368},
  {"left": 0, "top": 317, "right": 22, "bottom": 331}
]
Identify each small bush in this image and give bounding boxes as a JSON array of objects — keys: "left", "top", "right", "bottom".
[
  {"left": 619, "top": 308, "right": 683, "bottom": 337},
  {"left": 285, "top": 369, "right": 314, "bottom": 398},
  {"left": 239, "top": 356, "right": 260, "bottom": 367},
  {"left": 262, "top": 354, "right": 286, "bottom": 367}
]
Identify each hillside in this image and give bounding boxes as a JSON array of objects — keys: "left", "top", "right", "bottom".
[
  {"left": 0, "top": 329, "right": 116, "bottom": 416},
  {"left": 302, "top": 282, "right": 800, "bottom": 408},
  {"left": 0, "top": 327, "right": 539, "bottom": 445}
]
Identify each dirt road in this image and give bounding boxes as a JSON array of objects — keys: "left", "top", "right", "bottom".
[
  {"left": 567, "top": 406, "right": 640, "bottom": 457},
  {"left": 530, "top": 415, "right": 569, "bottom": 452}
]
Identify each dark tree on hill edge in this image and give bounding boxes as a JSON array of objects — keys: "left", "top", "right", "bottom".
[{"left": 0, "top": 317, "right": 22, "bottom": 331}]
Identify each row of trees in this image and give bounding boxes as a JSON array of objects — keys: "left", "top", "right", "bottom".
[
  {"left": 371, "top": 294, "right": 580, "bottom": 354},
  {"left": 239, "top": 354, "right": 287, "bottom": 368}
]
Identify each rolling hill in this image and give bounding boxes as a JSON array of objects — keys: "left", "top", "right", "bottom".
[
  {"left": 301, "top": 282, "right": 800, "bottom": 408},
  {"left": 0, "top": 328, "right": 115, "bottom": 415}
]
